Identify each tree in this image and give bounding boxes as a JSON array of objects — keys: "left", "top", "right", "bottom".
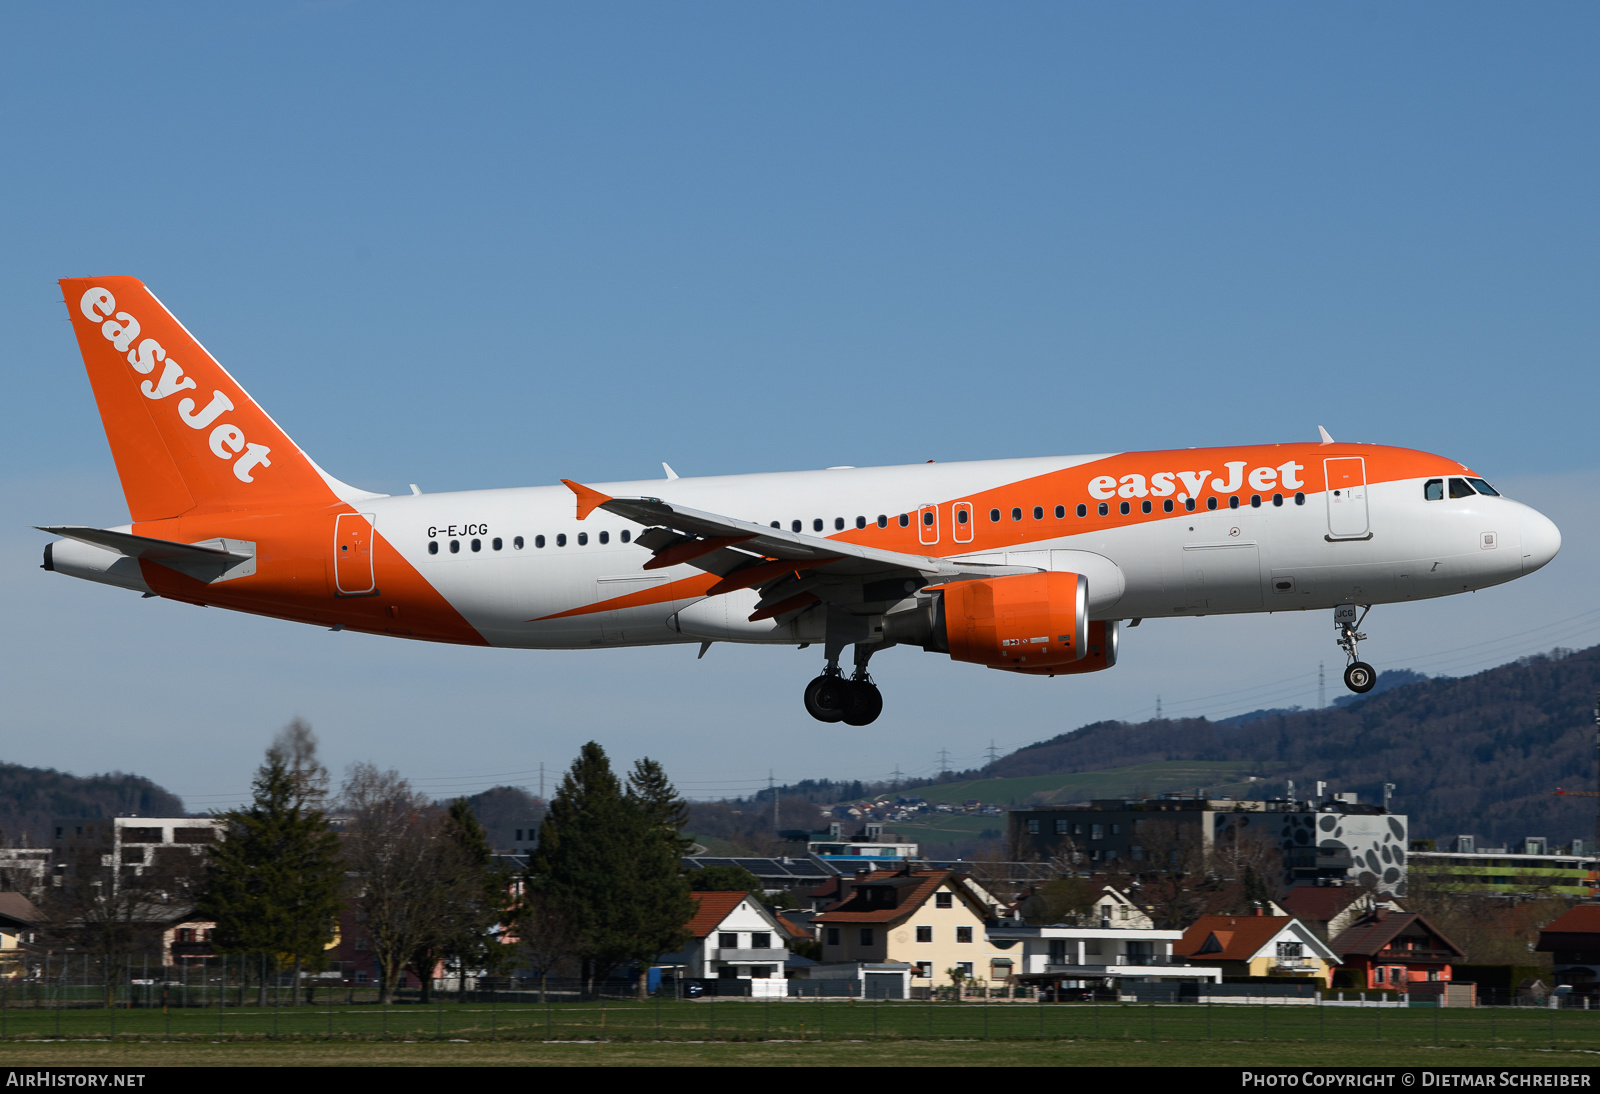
[
  {"left": 198, "top": 721, "right": 342, "bottom": 1004},
  {"left": 532, "top": 743, "right": 693, "bottom": 996},
  {"left": 405, "top": 799, "right": 512, "bottom": 1001},
  {"left": 340, "top": 764, "right": 460, "bottom": 1005},
  {"left": 1018, "top": 876, "right": 1098, "bottom": 925},
  {"left": 689, "top": 865, "right": 764, "bottom": 892}
]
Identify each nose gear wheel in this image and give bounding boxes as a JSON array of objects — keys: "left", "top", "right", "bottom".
[{"left": 1334, "top": 605, "right": 1378, "bottom": 694}]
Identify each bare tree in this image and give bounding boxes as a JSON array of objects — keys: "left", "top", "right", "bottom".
[
  {"left": 43, "top": 840, "right": 205, "bottom": 1002},
  {"left": 516, "top": 888, "right": 582, "bottom": 1003},
  {"left": 340, "top": 764, "right": 461, "bottom": 1005}
]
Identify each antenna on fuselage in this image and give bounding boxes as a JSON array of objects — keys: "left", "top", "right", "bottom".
[
  {"left": 1317, "top": 426, "right": 1335, "bottom": 445},
  {"left": 663, "top": 463, "right": 680, "bottom": 480}
]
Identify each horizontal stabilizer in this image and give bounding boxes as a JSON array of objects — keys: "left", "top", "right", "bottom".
[{"left": 37, "top": 526, "right": 256, "bottom": 584}]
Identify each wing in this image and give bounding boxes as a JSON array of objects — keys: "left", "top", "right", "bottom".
[{"left": 561, "top": 480, "right": 1034, "bottom": 623}]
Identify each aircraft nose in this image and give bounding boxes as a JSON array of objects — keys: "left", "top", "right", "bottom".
[{"left": 1519, "top": 507, "right": 1561, "bottom": 575}]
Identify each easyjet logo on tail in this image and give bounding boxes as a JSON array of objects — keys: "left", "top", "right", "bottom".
[{"left": 79, "top": 287, "right": 272, "bottom": 484}]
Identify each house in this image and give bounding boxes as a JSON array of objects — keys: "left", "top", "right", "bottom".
[
  {"left": 657, "top": 890, "right": 791, "bottom": 997},
  {"left": 1174, "top": 913, "right": 1340, "bottom": 986},
  {"left": 1281, "top": 885, "right": 1401, "bottom": 944},
  {"left": 990, "top": 917, "right": 1221, "bottom": 995},
  {"left": 812, "top": 867, "right": 1008, "bottom": 988},
  {"left": 0, "top": 894, "right": 40, "bottom": 976},
  {"left": 1328, "top": 908, "right": 1464, "bottom": 993},
  {"left": 1535, "top": 904, "right": 1600, "bottom": 997}
]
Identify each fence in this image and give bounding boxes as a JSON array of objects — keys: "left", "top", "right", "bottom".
[{"left": 0, "top": 957, "right": 1596, "bottom": 1047}]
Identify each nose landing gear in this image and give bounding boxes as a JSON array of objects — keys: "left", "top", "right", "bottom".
[
  {"left": 1335, "top": 604, "right": 1377, "bottom": 694},
  {"left": 803, "top": 642, "right": 885, "bottom": 725}
]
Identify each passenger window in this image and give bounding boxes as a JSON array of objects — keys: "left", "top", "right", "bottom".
[
  {"left": 856, "top": 516, "right": 866, "bottom": 529},
  {"left": 1449, "top": 477, "right": 1475, "bottom": 499},
  {"left": 877, "top": 515, "right": 888, "bottom": 528},
  {"left": 899, "top": 514, "right": 910, "bottom": 527},
  {"left": 1424, "top": 479, "right": 1444, "bottom": 501},
  {"left": 834, "top": 517, "right": 844, "bottom": 531},
  {"left": 1032, "top": 506, "right": 1043, "bottom": 520},
  {"left": 471, "top": 538, "right": 483, "bottom": 552},
  {"left": 450, "top": 540, "right": 460, "bottom": 554},
  {"left": 1294, "top": 492, "right": 1305, "bottom": 505},
  {"left": 1206, "top": 497, "right": 1218, "bottom": 511},
  {"left": 1119, "top": 501, "right": 1130, "bottom": 515},
  {"left": 1076, "top": 504, "right": 1087, "bottom": 517},
  {"left": 620, "top": 529, "right": 631, "bottom": 543},
  {"left": 1185, "top": 498, "right": 1196, "bottom": 512},
  {"left": 1097, "top": 502, "right": 1109, "bottom": 516},
  {"left": 1467, "top": 478, "right": 1500, "bottom": 497},
  {"left": 1250, "top": 495, "right": 1261, "bottom": 508},
  {"left": 792, "top": 520, "right": 802, "bottom": 533},
  {"left": 577, "top": 532, "right": 588, "bottom": 546},
  {"left": 535, "top": 535, "right": 545, "bottom": 548},
  {"left": 989, "top": 508, "right": 1001, "bottom": 522},
  {"left": 1228, "top": 496, "right": 1239, "bottom": 509},
  {"left": 1163, "top": 499, "right": 1174, "bottom": 513},
  {"left": 515, "top": 536, "right": 525, "bottom": 549},
  {"left": 1011, "top": 507, "right": 1022, "bottom": 521},
  {"left": 1054, "top": 505, "right": 1065, "bottom": 519},
  {"left": 922, "top": 512, "right": 934, "bottom": 527},
  {"left": 428, "top": 541, "right": 438, "bottom": 555},
  {"left": 813, "top": 519, "right": 824, "bottom": 532},
  {"left": 556, "top": 534, "right": 567, "bottom": 547},
  {"left": 1272, "top": 493, "right": 1284, "bottom": 507},
  {"left": 1141, "top": 500, "right": 1151, "bottom": 514},
  {"left": 492, "top": 537, "right": 503, "bottom": 551},
  {"left": 599, "top": 531, "right": 610, "bottom": 545},
  {"left": 956, "top": 509, "right": 969, "bottom": 525}
]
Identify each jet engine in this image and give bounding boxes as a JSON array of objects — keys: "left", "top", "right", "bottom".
[{"left": 884, "top": 571, "right": 1089, "bottom": 671}]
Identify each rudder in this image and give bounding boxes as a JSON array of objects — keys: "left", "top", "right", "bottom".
[{"left": 61, "top": 277, "right": 339, "bottom": 521}]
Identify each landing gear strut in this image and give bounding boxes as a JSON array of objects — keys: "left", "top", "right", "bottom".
[
  {"left": 1335, "top": 604, "right": 1376, "bottom": 694},
  {"left": 803, "top": 643, "right": 885, "bottom": 725}
]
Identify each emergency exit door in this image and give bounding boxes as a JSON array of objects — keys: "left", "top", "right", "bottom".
[
  {"left": 334, "top": 513, "right": 377, "bottom": 595},
  {"left": 1323, "top": 457, "right": 1370, "bottom": 539}
]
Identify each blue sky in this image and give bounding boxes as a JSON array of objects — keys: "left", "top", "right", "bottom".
[{"left": 3, "top": 4, "right": 1597, "bottom": 813}]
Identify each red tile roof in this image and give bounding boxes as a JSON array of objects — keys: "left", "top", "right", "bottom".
[
  {"left": 813, "top": 870, "right": 961, "bottom": 925},
  {"left": 685, "top": 891, "right": 752, "bottom": 938},
  {"left": 1539, "top": 905, "right": 1600, "bottom": 936},
  {"left": 1281, "top": 887, "right": 1366, "bottom": 924},
  {"left": 1175, "top": 915, "right": 1297, "bottom": 962},
  {"left": 1330, "top": 912, "right": 1464, "bottom": 961}
]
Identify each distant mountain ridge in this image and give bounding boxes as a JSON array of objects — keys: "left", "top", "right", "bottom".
[
  {"left": 989, "top": 645, "right": 1600, "bottom": 844},
  {"left": 0, "top": 763, "right": 185, "bottom": 846}
]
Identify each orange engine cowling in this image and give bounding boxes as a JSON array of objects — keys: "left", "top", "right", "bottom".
[
  {"left": 938, "top": 571, "right": 1087, "bottom": 671},
  {"left": 1003, "top": 620, "right": 1120, "bottom": 676}
]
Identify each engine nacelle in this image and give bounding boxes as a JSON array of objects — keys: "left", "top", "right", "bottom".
[
  {"left": 920, "top": 571, "right": 1088, "bottom": 671},
  {"left": 1004, "top": 620, "right": 1119, "bottom": 676}
]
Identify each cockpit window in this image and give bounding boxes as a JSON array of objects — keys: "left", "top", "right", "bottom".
[
  {"left": 1424, "top": 479, "right": 1443, "bottom": 501},
  {"left": 1448, "top": 477, "right": 1475, "bottom": 499},
  {"left": 1467, "top": 478, "right": 1500, "bottom": 497}
]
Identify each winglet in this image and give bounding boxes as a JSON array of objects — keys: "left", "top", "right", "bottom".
[
  {"left": 1317, "top": 425, "right": 1335, "bottom": 445},
  {"left": 561, "top": 479, "right": 613, "bottom": 520}
]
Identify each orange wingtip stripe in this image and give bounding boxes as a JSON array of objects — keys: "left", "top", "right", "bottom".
[
  {"left": 560, "top": 479, "right": 613, "bottom": 520},
  {"left": 748, "top": 592, "right": 820, "bottom": 622},
  {"left": 531, "top": 572, "right": 719, "bottom": 621}
]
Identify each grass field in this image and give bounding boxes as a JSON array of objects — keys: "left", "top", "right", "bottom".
[
  {"left": 0, "top": 1038, "right": 1595, "bottom": 1067},
  {"left": 902, "top": 760, "right": 1280, "bottom": 808},
  {"left": 0, "top": 998, "right": 1595, "bottom": 1067}
]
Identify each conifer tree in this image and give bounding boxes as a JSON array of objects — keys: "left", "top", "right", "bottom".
[
  {"left": 533, "top": 743, "right": 692, "bottom": 994},
  {"left": 199, "top": 721, "right": 342, "bottom": 1004}
]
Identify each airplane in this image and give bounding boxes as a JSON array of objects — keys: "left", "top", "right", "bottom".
[{"left": 41, "top": 277, "right": 1562, "bottom": 726}]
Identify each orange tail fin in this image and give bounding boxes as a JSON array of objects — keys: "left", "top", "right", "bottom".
[{"left": 60, "top": 277, "right": 355, "bottom": 520}]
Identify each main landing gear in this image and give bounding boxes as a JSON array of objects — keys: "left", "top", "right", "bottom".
[
  {"left": 804, "top": 643, "right": 885, "bottom": 725},
  {"left": 1335, "top": 604, "right": 1377, "bottom": 694}
]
